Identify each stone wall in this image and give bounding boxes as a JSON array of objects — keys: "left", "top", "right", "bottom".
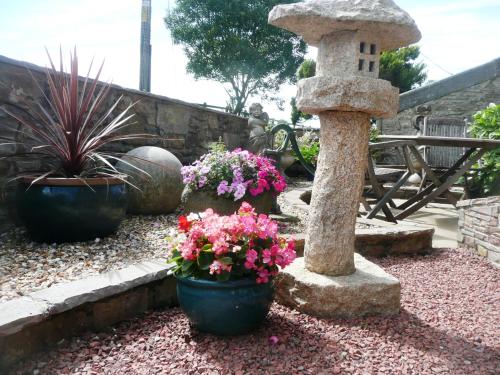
[
  {"left": 0, "top": 55, "right": 249, "bottom": 230},
  {"left": 457, "top": 196, "right": 500, "bottom": 265},
  {"left": 378, "top": 58, "right": 500, "bottom": 136}
]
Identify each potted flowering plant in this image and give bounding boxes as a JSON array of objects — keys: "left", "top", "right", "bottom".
[
  {"left": 167, "top": 202, "right": 296, "bottom": 335},
  {"left": 180, "top": 144, "right": 287, "bottom": 214},
  {"left": 0, "top": 49, "right": 151, "bottom": 242}
]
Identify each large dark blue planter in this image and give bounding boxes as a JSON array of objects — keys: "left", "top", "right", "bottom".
[
  {"left": 16, "top": 177, "right": 127, "bottom": 243},
  {"left": 176, "top": 276, "right": 274, "bottom": 336}
]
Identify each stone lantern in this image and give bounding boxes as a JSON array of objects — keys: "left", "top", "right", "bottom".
[{"left": 269, "top": 0, "right": 421, "bottom": 317}]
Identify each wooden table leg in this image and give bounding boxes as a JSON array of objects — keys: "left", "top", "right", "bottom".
[
  {"left": 408, "top": 146, "right": 459, "bottom": 206},
  {"left": 367, "top": 170, "right": 411, "bottom": 220},
  {"left": 366, "top": 154, "right": 398, "bottom": 222},
  {"left": 397, "top": 148, "right": 476, "bottom": 210},
  {"left": 395, "top": 149, "right": 486, "bottom": 220}
]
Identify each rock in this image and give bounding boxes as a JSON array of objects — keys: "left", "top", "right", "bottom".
[
  {"left": 268, "top": 0, "right": 421, "bottom": 50},
  {"left": 117, "top": 146, "right": 183, "bottom": 214},
  {"left": 274, "top": 255, "right": 400, "bottom": 318},
  {"left": 296, "top": 76, "right": 399, "bottom": 118}
]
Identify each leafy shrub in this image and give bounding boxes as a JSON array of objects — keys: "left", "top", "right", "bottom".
[{"left": 467, "top": 104, "right": 500, "bottom": 197}]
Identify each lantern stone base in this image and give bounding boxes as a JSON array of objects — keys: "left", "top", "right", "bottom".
[{"left": 274, "top": 255, "right": 400, "bottom": 318}]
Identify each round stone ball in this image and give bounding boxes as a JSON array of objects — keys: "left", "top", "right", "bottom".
[{"left": 116, "top": 146, "right": 183, "bottom": 214}]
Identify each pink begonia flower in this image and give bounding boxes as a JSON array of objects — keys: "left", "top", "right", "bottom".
[
  {"left": 256, "top": 268, "right": 270, "bottom": 284},
  {"left": 209, "top": 260, "right": 232, "bottom": 275},
  {"left": 169, "top": 202, "right": 296, "bottom": 284},
  {"left": 244, "top": 249, "right": 259, "bottom": 270}
]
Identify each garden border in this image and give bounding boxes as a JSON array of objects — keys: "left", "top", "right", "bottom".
[{"left": 0, "top": 260, "right": 177, "bottom": 370}]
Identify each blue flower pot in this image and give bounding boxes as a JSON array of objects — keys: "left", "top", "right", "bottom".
[
  {"left": 16, "top": 176, "right": 127, "bottom": 243},
  {"left": 176, "top": 276, "right": 274, "bottom": 336}
]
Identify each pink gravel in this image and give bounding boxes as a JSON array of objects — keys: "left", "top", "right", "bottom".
[{"left": 14, "top": 248, "right": 500, "bottom": 375}]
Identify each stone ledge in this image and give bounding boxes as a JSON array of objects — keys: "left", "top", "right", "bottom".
[
  {"left": 456, "top": 196, "right": 500, "bottom": 208},
  {"left": 0, "top": 261, "right": 177, "bottom": 370},
  {"left": 275, "top": 255, "right": 400, "bottom": 318}
]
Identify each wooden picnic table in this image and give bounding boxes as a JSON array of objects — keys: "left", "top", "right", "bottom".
[{"left": 366, "top": 135, "right": 500, "bottom": 222}]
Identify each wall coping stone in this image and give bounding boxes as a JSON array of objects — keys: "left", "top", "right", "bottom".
[
  {"left": 456, "top": 196, "right": 500, "bottom": 208},
  {"left": 0, "top": 260, "right": 172, "bottom": 336}
]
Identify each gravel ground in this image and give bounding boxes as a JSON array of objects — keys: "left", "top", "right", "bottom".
[
  {"left": 0, "top": 214, "right": 178, "bottom": 302},
  {"left": 0, "top": 178, "right": 380, "bottom": 302},
  {"left": 14, "top": 248, "right": 499, "bottom": 375}
]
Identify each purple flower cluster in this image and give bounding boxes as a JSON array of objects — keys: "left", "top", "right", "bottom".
[{"left": 181, "top": 148, "right": 287, "bottom": 201}]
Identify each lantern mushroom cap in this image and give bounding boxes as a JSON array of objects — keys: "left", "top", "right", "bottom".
[{"left": 269, "top": 0, "right": 421, "bottom": 51}]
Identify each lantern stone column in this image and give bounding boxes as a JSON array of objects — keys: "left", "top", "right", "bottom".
[{"left": 269, "top": 0, "right": 421, "bottom": 317}]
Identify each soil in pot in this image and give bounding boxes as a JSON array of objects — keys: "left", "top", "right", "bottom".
[
  {"left": 16, "top": 177, "right": 127, "bottom": 243},
  {"left": 176, "top": 276, "right": 274, "bottom": 336}
]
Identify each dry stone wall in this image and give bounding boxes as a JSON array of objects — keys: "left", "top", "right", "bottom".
[
  {"left": 0, "top": 55, "right": 249, "bottom": 231},
  {"left": 457, "top": 196, "right": 500, "bottom": 265}
]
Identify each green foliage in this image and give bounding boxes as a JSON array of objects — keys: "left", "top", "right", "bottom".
[
  {"left": 467, "top": 104, "right": 500, "bottom": 197},
  {"left": 290, "top": 59, "right": 316, "bottom": 124},
  {"left": 370, "top": 126, "right": 380, "bottom": 143},
  {"left": 299, "top": 141, "right": 320, "bottom": 167},
  {"left": 297, "top": 58, "right": 316, "bottom": 79},
  {"left": 293, "top": 131, "right": 319, "bottom": 166},
  {"left": 165, "top": 0, "right": 307, "bottom": 115},
  {"left": 209, "top": 138, "right": 227, "bottom": 153},
  {"left": 379, "top": 46, "right": 427, "bottom": 93}
]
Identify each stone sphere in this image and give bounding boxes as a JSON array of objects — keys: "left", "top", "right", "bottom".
[{"left": 116, "top": 146, "right": 183, "bottom": 214}]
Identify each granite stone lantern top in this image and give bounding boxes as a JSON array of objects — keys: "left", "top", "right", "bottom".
[
  {"left": 268, "top": 0, "right": 421, "bottom": 51},
  {"left": 269, "top": 0, "right": 422, "bottom": 118}
]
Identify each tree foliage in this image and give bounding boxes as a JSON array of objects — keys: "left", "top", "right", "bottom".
[
  {"left": 290, "top": 59, "right": 315, "bottom": 125},
  {"left": 379, "top": 46, "right": 427, "bottom": 93},
  {"left": 165, "top": 0, "right": 307, "bottom": 115}
]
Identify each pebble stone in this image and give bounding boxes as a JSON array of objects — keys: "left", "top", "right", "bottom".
[
  {"left": 12, "top": 247, "right": 499, "bottom": 375},
  {"left": 0, "top": 213, "right": 179, "bottom": 302}
]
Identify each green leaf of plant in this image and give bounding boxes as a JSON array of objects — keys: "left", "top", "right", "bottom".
[
  {"left": 219, "top": 257, "right": 233, "bottom": 266},
  {"left": 181, "top": 260, "right": 194, "bottom": 272},
  {"left": 197, "top": 251, "right": 214, "bottom": 270}
]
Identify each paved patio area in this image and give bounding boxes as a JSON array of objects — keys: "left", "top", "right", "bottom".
[{"left": 397, "top": 201, "right": 459, "bottom": 249}]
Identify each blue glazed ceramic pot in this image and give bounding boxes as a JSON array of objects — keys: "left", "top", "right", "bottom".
[
  {"left": 16, "top": 176, "right": 127, "bottom": 243},
  {"left": 176, "top": 276, "right": 274, "bottom": 336}
]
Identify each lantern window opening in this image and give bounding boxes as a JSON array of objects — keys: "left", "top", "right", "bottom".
[
  {"left": 369, "top": 61, "right": 375, "bottom": 72},
  {"left": 358, "top": 59, "right": 365, "bottom": 71},
  {"left": 360, "top": 42, "right": 366, "bottom": 53},
  {"left": 370, "top": 44, "right": 377, "bottom": 55}
]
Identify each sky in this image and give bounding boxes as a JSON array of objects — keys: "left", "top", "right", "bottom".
[{"left": 0, "top": 0, "right": 499, "bottom": 122}]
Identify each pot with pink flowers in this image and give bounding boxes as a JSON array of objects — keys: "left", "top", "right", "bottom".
[
  {"left": 180, "top": 145, "right": 287, "bottom": 215},
  {"left": 167, "top": 202, "right": 296, "bottom": 336}
]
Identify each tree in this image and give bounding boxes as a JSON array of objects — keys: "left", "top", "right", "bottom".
[
  {"left": 165, "top": 0, "right": 307, "bottom": 115},
  {"left": 379, "top": 46, "right": 427, "bottom": 93}
]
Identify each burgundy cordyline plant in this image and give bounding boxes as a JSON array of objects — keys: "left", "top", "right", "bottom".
[{"left": 0, "top": 48, "right": 152, "bottom": 184}]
